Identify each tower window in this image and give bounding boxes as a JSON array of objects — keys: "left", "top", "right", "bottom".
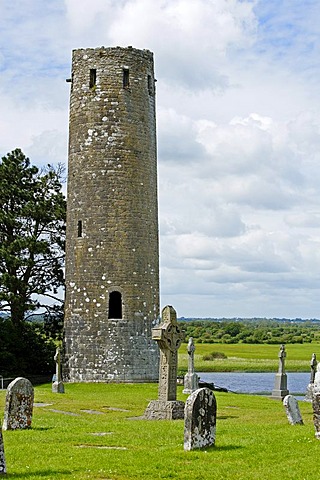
[
  {"left": 108, "top": 291, "right": 122, "bottom": 319},
  {"left": 77, "top": 220, "right": 83, "bottom": 238},
  {"left": 89, "top": 69, "right": 96, "bottom": 88},
  {"left": 148, "top": 75, "right": 153, "bottom": 95},
  {"left": 123, "top": 68, "right": 130, "bottom": 88}
]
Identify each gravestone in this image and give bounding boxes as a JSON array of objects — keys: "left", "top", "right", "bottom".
[
  {"left": 0, "top": 430, "right": 6, "bottom": 475},
  {"left": 305, "top": 353, "right": 317, "bottom": 401},
  {"left": 283, "top": 395, "right": 303, "bottom": 425},
  {"left": 144, "top": 306, "right": 185, "bottom": 420},
  {"left": 184, "top": 387, "right": 217, "bottom": 451},
  {"left": 272, "top": 344, "right": 289, "bottom": 400},
  {"left": 311, "top": 363, "right": 320, "bottom": 438},
  {"left": 2, "top": 377, "right": 34, "bottom": 430},
  {"left": 183, "top": 337, "right": 199, "bottom": 394},
  {"left": 52, "top": 347, "right": 65, "bottom": 393}
]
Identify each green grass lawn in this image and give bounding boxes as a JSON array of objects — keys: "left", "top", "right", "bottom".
[
  {"left": 0, "top": 382, "right": 319, "bottom": 479},
  {"left": 178, "top": 342, "right": 320, "bottom": 372}
]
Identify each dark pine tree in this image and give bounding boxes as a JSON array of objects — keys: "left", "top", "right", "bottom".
[{"left": 0, "top": 148, "right": 66, "bottom": 327}]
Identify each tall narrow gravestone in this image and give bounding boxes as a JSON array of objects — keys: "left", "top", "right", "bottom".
[
  {"left": 0, "top": 430, "right": 6, "bottom": 475},
  {"left": 184, "top": 388, "right": 217, "bottom": 451},
  {"left": 283, "top": 395, "right": 303, "bottom": 425},
  {"left": 52, "top": 347, "right": 65, "bottom": 393},
  {"left": 144, "top": 306, "right": 185, "bottom": 420},
  {"left": 306, "top": 353, "right": 317, "bottom": 401},
  {"left": 311, "top": 363, "right": 320, "bottom": 438},
  {"left": 183, "top": 337, "right": 199, "bottom": 394},
  {"left": 2, "top": 377, "right": 34, "bottom": 430},
  {"left": 272, "top": 344, "right": 289, "bottom": 400}
]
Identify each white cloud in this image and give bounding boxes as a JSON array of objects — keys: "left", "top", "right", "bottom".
[{"left": 1, "top": 0, "right": 320, "bottom": 318}]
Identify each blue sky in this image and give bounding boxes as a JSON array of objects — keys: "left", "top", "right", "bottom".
[{"left": 1, "top": 0, "right": 320, "bottom": 318}]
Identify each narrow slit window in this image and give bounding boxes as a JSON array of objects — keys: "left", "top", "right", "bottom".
[
  {"left": 89, "top": 69, "right": 96, "bottom": 88},
  {"left": 77, "top": 220, "right": 83, "bottom": 238},
  {"left": 108, "top": 291, "right": 122, "bottom": 319},
  {"left": 123, "top": 68, "right": 130, "bottom": 88},
  {"left": 148, "top": 75, "right": 153, "bottom": 95}
]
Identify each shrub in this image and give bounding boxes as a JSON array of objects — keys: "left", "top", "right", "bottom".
[{"left": 202, "top": 351, "right": 227, "bottom": 361}]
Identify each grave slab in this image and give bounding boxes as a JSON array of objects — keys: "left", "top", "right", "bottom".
[
  {"left": 184, "top": 387, "right": 217, "bottom": 451},
  {"left": 283, "top": 395, "right": 303, "bottom": 425},
  {"left": 2, "top": 377, "right": 34, "bottom": 430}
]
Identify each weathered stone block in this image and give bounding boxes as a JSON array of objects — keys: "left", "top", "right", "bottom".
[
  {"left": 0, "top": 430, "right": 6, "bottom": 475},
  {"left": 2, "top": 377, "right": 34, "bottom": 430},
  {"left": 184, "top": 388, "right": 217, "bottom": 451},
  {"left": 144, "top": 400, "right": 185, "bottom": 420},
  {"left": 283, "top": 395, "right": 303, "bottom": 425},
  {"left": 312, "top": 390, "right": 320, "bottom": 439}
]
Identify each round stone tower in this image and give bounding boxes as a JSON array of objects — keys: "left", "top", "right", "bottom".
[{"left": 63, "top": 46, "right": 160, "bottom": 382}]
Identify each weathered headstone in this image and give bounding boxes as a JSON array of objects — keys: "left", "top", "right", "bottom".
[
  {"left": 2, "top": 377, "right": 34, "bottom": 430},
  {"left": 184, "top": 387, "right": 217, "bottom": 451},
  {"left": 0, "top": 430, "right": 6, "bottom": 475},
  {"left": 283, "top": 395, "right": 303, "bottom": 425},
  {"left": 52, "top": 347, "right": 65, "bottom": 393},
  {"left": 305, "top": 353, "right": 317, "bottom": 401},
  {"left": 144, "top": 306, "right": 185, "bottom": 420},
  {"left": 311, "top": 363, "right": 320, "bottom": 438},
  {"left": 183, "top": 337, "right": 199, "bottom": 394},
  {"left": 272, "top": 344, "right": 289, "bottom": 399}
]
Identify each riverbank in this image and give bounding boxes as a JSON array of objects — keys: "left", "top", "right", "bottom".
[{"left": 178, "top": 342, "right": 319, "bottom": 373}]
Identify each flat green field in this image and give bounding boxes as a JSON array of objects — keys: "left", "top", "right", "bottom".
[
  {"left": 0, "top": 382, "right": 319, "bottom": 480},
  {"left": 178, "top": 342, "right": 320, "bottom": 372}
]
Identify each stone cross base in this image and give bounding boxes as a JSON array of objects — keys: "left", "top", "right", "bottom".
[
  {"left": 144, "top": 400, "right": 185, "bottom": 420},
  {"left": 183, "top": 373, "right": 199, "bottom": 395},
  {"left": 272, "top": 373, "right": 289, "bottom": 399},
  {"left": 272, "top": 388, "right": 289, "bottom": 400},
  {"left": 52, "top": 381, "right": 65, "bottom": 394}
]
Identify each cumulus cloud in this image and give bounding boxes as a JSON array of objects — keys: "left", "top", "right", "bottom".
[{"left": 1, "top": 0, "right": 320, "bottom": 317}]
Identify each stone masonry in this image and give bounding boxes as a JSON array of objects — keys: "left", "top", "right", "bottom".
[
  {"left": 2, "top": 377, "right": 34, "bottom": 430},
  {"left": 272, "top": 344, "right": 289, "bottom": 400},
  {"left": 0, "top": 429, "right": 5, "bottom": 475},
  {"left": 184, "top": 387, "right": 217, "bottom": 451},
  {"left": 183, "top": 337, "right": 199, "bottom": 394},
  {"left": 63, "top": 46, "right": 160, "bottom": 382},
  {"left": 283, "top": 395, "right": 303, "bottom": 425},
  {"left": 144, "top": 306, "right": 185, "bottom": 420}
]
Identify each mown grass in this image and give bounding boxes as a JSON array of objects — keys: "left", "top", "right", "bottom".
[
  {"left": 178, "top": 342, "right": 320, "bottom": 372},
  {"left": 0, "top": 382, "right": 319, "bottom": 479}
]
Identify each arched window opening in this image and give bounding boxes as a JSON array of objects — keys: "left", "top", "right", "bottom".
[{"left": 108, "top": 291, "right": 122, "bottom": 319}]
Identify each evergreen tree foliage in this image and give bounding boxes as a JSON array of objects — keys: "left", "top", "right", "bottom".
[
  {"left": 0, "top": 149, "right": 66, "bottom": 326},
  {"left": 0, "top": 317, "right": 55, "bottom": 377}
]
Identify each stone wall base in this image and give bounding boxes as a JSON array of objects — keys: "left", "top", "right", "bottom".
[{"left": 144, "top": 400, "right": 185, "bottom": 420}]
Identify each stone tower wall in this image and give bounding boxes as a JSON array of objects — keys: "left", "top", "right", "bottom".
[{"left": 63, "top": 46, "right": 160, "bottom": 382}]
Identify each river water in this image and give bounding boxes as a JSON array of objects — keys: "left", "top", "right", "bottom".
[{"left": 197, "top": 371, "right": 310, "bottom": 395}]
